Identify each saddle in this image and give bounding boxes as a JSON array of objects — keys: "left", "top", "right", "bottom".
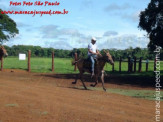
[{"left": 83, "top": 57, "right": 98, "bottom": 72}]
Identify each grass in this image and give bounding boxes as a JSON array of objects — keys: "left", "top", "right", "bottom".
[
  {"left": 3, "top": 57, "right": 76, "bottom": 73},
  {"left": 79, "top": 87, "right": 163, "bottom": 101},
  {"left": 5, "top": 103, "right": 19, "bottom": 107},
  {"left": 41, "top": 111, "right": 48, "bottom": 115},
  {"left": 107, "top": 89, "right": 163, "bottom": 101},
  {"left": 3, "top": 57, "right": 163, "bottom": 75}
]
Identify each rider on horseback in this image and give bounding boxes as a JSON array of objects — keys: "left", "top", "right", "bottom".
[{"left": 88, "top": 37, "right": 102, "bottom": 77}]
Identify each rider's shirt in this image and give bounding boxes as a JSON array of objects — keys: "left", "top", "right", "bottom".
[{"left": 88, "top": 43, "right": 97, "bottom": 56}]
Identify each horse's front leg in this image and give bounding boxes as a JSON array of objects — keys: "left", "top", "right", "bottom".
[
  {"left": 101, "top": 70, "right": 106, "bottom": 91},
  {"left": 90, "top": 75, "right": 98, "bottom": 87}
]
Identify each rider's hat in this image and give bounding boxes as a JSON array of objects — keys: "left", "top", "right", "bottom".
[{"left": 92, "top": 37, "right": 97, "bottom": 41}]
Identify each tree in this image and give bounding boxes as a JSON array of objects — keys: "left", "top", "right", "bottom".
[
  {"left": 139, "top": 0, "right": 163, "bottom": 51},
  {"left": 0, "top": 9, "right": 19, "bottom": 44}
]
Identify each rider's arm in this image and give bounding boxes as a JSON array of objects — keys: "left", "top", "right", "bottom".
[{"left": 88, "top": 49, "right": 97, "bottom": 55}]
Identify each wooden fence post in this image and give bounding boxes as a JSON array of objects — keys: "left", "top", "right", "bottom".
[
  {"left": 130, "top": 59, "right": 133, "bottom": 72},
  {"left": 128, "top": 57, "right": 131, "bottom": 72},
  {"left": 74, "top": 53, "right": 77, "bottom": 71},
  {"left": 119, "top": 56, "right": 122, "bottom": 72},
  {"left": 146, "top": 59, "right": 149, "bottom": 72},
  {"left": 134, "top": 57, "right": 136, "bottom": 72},
  {"left": 52, "top": 52, "right": 54, "bottom": 72},
  {"left": 138, "top": 57, "right": 142, "bottom": 72},
  {"left": 154, "top": 58, "right": 156, "bottom": 71},
  {"left": 28, "top": 50, "right": 31, "bottom": 72},
  {"left": 112, "top": 56, "right": 115, "bottom": 72},
  {"left": 0, "top": 57, "right": 3, "bottom": 71}
]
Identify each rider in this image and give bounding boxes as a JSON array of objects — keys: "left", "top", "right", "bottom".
[{"left": 88, "top": 37, "right": 101, "bottom": 77}]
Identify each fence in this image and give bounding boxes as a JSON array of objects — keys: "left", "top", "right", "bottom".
[
  {"left": 73, "top": 53, "right": 157, "bottom": 72},
  {"left": 0, "top": 51, "right": 157, "bottom": 73},
  {"left": 0, "top": 50, "right": 55, "bottom": 72}
]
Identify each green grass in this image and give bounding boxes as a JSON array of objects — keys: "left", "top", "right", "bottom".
[
  {"left": 79, "top": 87, "right": 163, "bottom": 101},
  {"left": 5, "top": 103, "right": 19, "bottom": 107},
  {"left": 41, "top": 111, "right": 48, "bottom": 115},
  {"left": 3, "top": 57, "right": 76, "bottom": 73},
  {"left": 3, "top": 57, "right": 163, "bottom": 75},
  {"left": 107, "top": 89, "right": 163, "bottom": 101}
]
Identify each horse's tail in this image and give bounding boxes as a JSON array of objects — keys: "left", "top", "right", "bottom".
[
  {"left": 71, "top": 59, "right": 76, "bottom": 65},
  {"left": 71, "top": 58, "right": 82, "bottom": 65}
]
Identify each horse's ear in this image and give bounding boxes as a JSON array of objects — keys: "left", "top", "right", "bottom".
[
  {"left": 103, "top": 50, "right": 107, "bottom": 54},
  {"left": 0, "top": 46, "right": 2, "bottom": 49},
  {"left": 107, "top": 50, "right": 110, "bottom": 53}
]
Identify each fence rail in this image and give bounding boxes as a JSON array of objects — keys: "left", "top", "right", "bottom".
[
  {"left": 0, "top": 50, "right": 55, "bottom": 72},
  {"left": 73, "top": 54, "right": 157, "bottom": 73},
  {"left": 0, "top": 51, "right": 158, "bottom": 73}
]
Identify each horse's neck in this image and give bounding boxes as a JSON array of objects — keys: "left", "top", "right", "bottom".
[{"left": 97, "top": 58, "right": 106, "bottom": 70}]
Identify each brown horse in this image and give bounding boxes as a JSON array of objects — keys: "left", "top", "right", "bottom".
[
  {"left": 0, "top": 46, "right": 8, "bottom": 60},
  {"left": 72, "top": 50, "right": 114, "bottom": 91}
]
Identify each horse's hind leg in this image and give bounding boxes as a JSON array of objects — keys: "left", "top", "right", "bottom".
[
  {"left": 80, "top": 72, "right": 87, "bottom": 90},
  {"left": 101, "top": 71, "right": 106, "bottom": 91},
  {"left": 72, "top": 74, "right": 78, "bottom": 84},
  {"left": 72, "top": 72, "right": 87, "bottom": 90},
  {"left": 90, "top": 75, "right": 98, "bottom": 87}
]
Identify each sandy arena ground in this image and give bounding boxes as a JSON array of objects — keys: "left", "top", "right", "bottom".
[{"left": 0, "top": 69, "right": 161, "bottom": 122}]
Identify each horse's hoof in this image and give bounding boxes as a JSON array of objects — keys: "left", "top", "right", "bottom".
[
  {"left": 72, "top": 81, "right": 76, "bottom": 84},
  {"left": 84, "top": 87, "right": 88, "bottom": 90},
  {"left": 90, "top": 84, "right": 95, "bottom": 87},
  {"left": 103, "top": 88, "right": 106, "bottom": 92}
]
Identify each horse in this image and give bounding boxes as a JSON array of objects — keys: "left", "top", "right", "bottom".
[
  {"left": 0, "top": 46, "right": 8, "bottom": 60},
  {"left": 72, "top": 50, "right": 114, "bottom": 91}
]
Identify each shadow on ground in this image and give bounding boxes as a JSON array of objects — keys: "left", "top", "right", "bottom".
[{"left": 36, "top": 71, "right": 162, "bottom": 88}]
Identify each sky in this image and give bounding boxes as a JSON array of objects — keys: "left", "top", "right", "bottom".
[{"left": 0, "top": 0, "right": 151, "bottom": 50}]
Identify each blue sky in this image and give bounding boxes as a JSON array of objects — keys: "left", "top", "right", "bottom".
[{"left": 0, "top": 0, "right": 150, "bottom": 50}]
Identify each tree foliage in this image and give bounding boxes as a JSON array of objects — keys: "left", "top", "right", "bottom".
[
  {"left": 0, "top": 9, "right": 19, "bottom": 44},
  {"left": 139, "top": 0, "right": 163, "bottom": 50},
  {"left": 3, "top": 45, "right": 162, "bottom": 60}
]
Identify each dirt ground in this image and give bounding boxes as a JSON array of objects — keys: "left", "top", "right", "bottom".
[{"left": 0, "top": 69, "right": 161, "bottom": 122}]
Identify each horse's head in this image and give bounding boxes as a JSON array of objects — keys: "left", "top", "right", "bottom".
[
  {"left": 103, "top": 50, "right": 114, "bottom": 65},
  {"left": 0, "top": 46, "right": 8, "bottom": 59}
]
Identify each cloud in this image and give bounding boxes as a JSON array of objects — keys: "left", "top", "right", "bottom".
[
  {"left": 104, "top": 3, "right": 132, "bottom": 12},
  {"left": 81, "top": 0, "right": 93, "bottom": 8},
  {"left": 39, "top": 25, "right": 59, "bottom": 38},
  {"left": 4, "top": 34, "right": 22, "bottom": 46},
  {"left": 103, "top": 31, "right": 118, "bottom": 37},
  {"left": 39, "top": 25, "right": 83, "bottom": 39},
  {"left": 0, "top": 1, "right": 23, "bottom": 11},
  {"left": 44, "top": 40, "right": 73, "bottom": 49},
  {"left": 5, "top": 32, "right": 149, "bottom": 50},
  {"left": 38, "top": 24, "right": 94, "bottom": 49},
  {"left": 37, "top": 25, "right": 150, "bottom": 50},
  {"left": 60, "top": 29, "right": 81, "bottom": 36},
  {"left": 104, "top": 3, "right": 140, "bottom": 23},
  {"left": 98, "top": 34, "right": 149, "bottom": 50},
  {"left": 17, "top": 22, "right": 30, "bottom": 28},
  {"left": 121, "top": 11, "right": 140, "bottom": 22}
]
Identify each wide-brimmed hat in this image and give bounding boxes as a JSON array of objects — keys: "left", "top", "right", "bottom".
[{"left": 92, "top": 37, "right": 97, "bottom": 41}]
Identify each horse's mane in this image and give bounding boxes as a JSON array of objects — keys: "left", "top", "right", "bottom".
[{"left": 97, "top": 54, "right": 107, "bottom": 60}]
